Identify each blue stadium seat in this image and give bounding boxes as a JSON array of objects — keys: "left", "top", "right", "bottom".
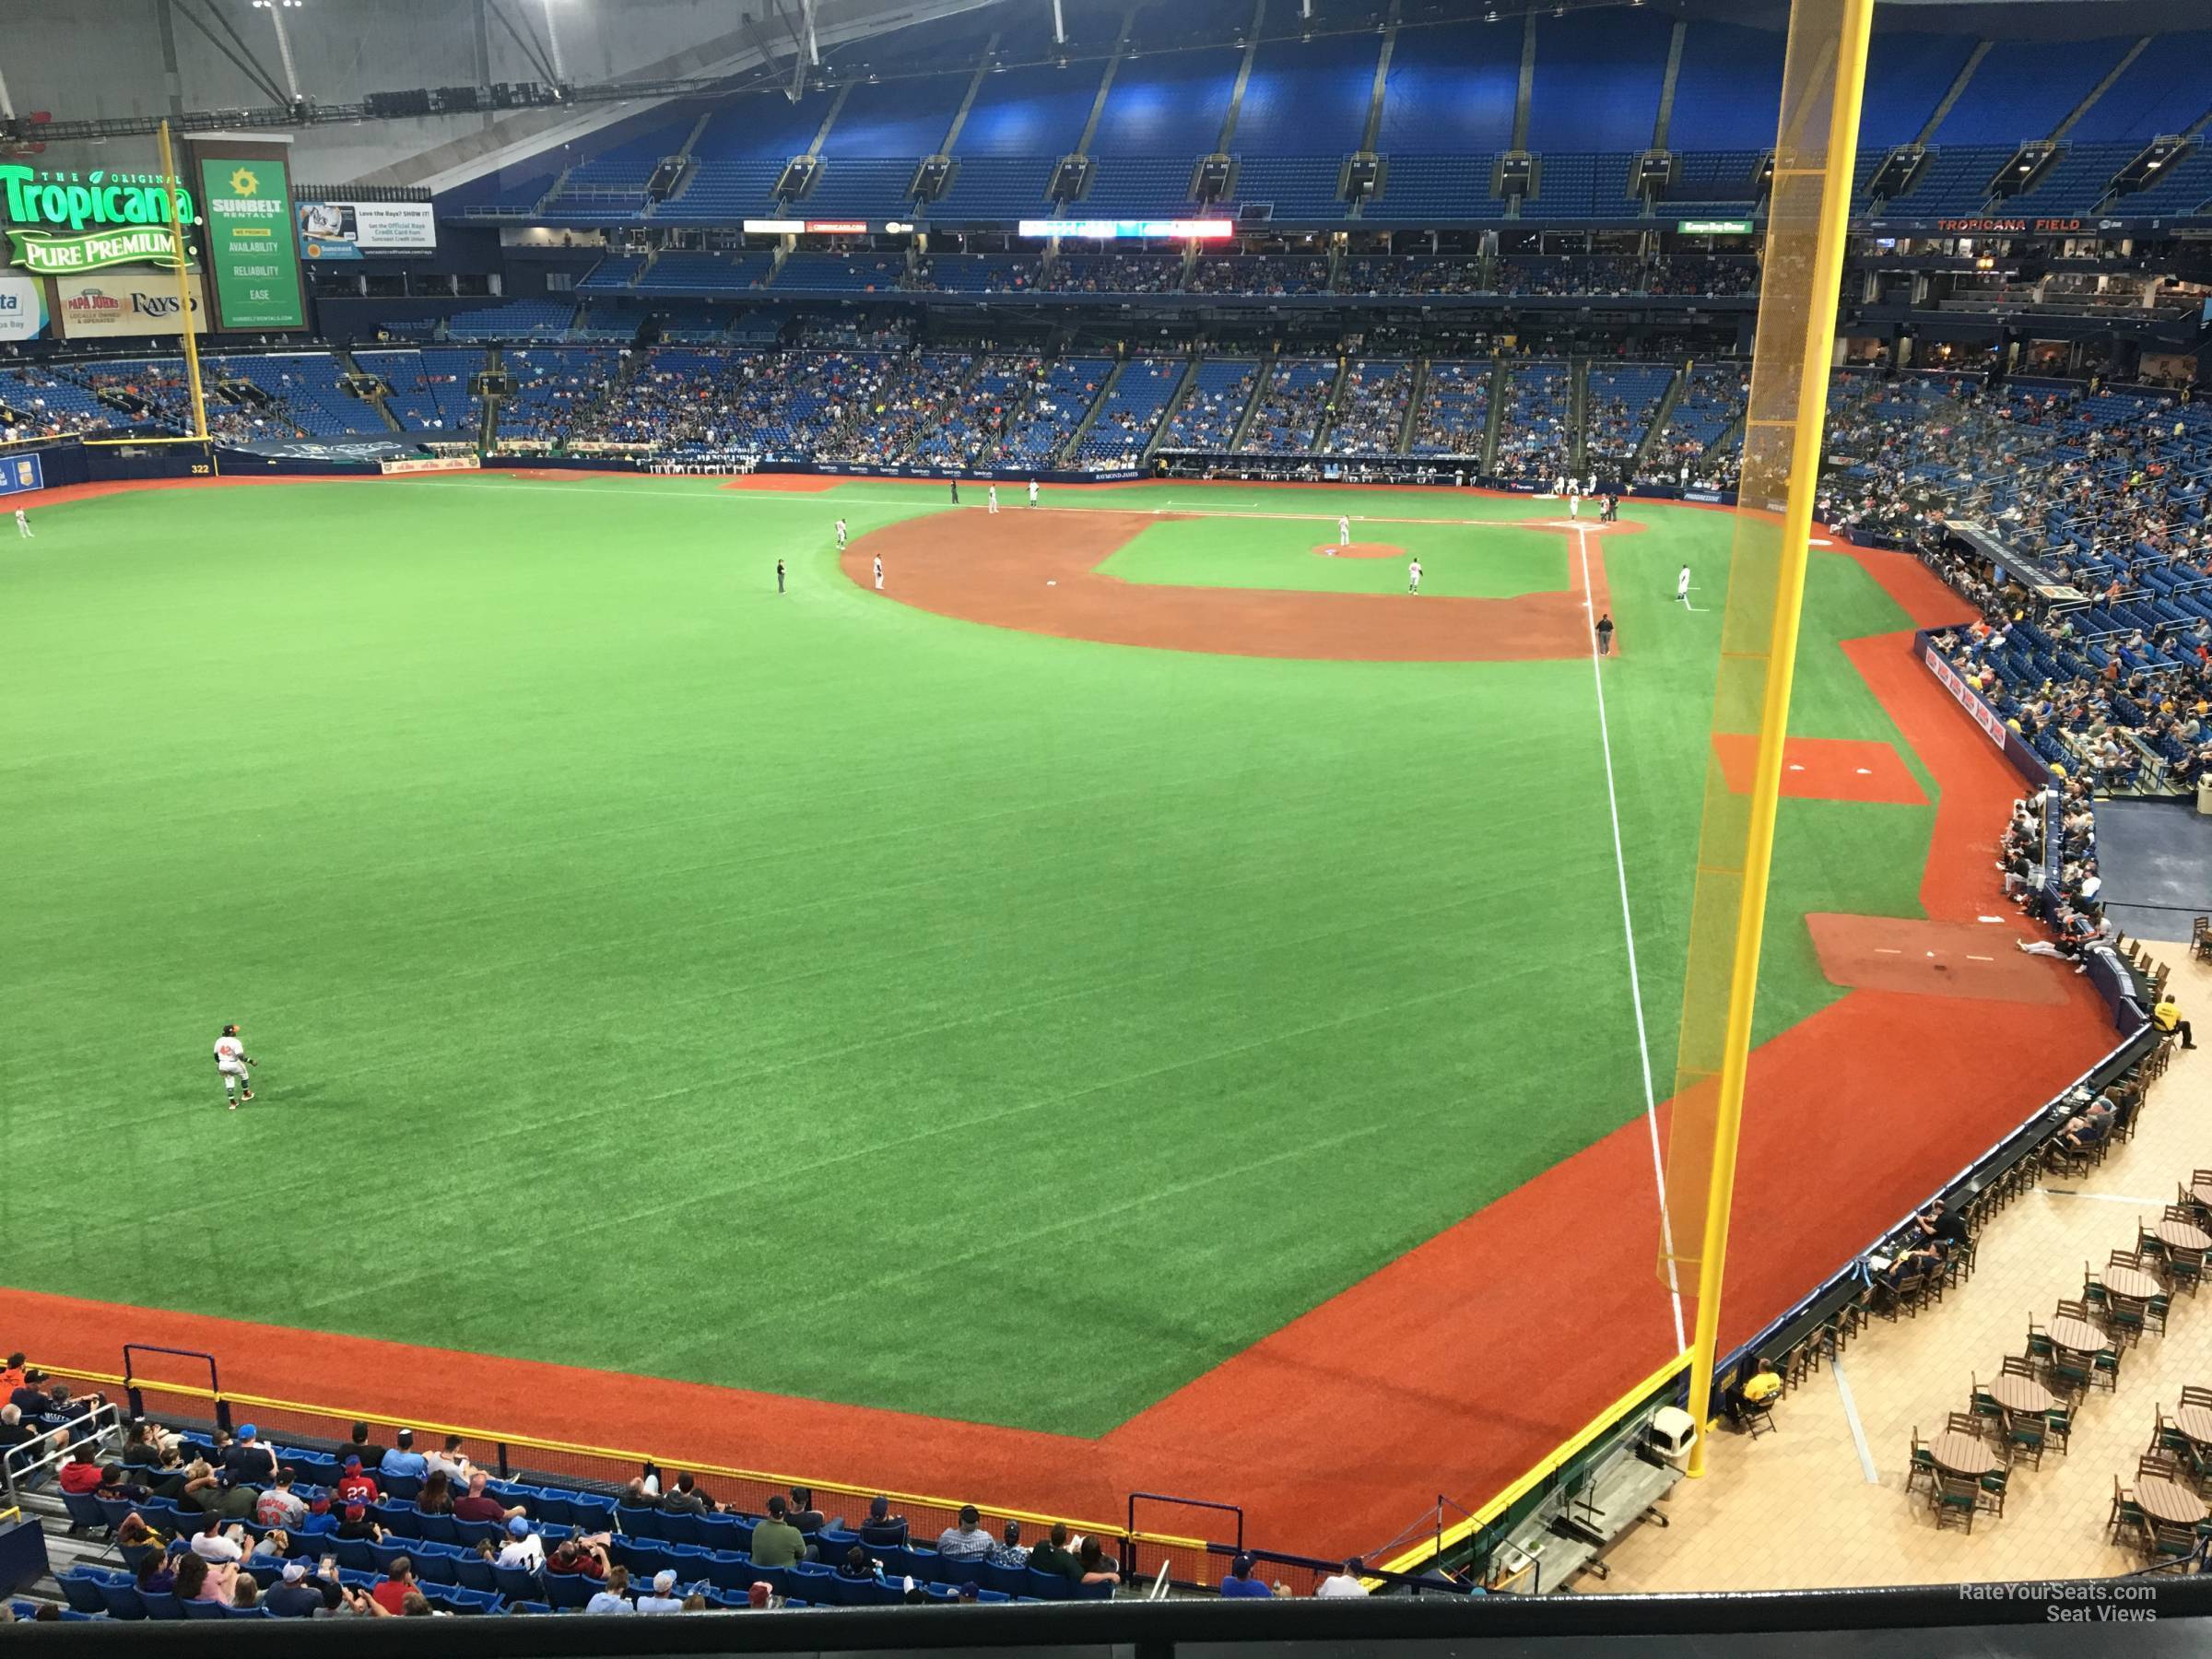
[
  {"left": 138, "top": 1590, "right": 183, "bottom": 1620},
  {"left": 58, "top": 1569, "right": 112, "bottom": 1613},
  {"left": 414, "top": 1512, "right": 460, "bottom": 1545},
  {"left": 98, "top": 1578, "right": 149, "bottom": 1619},
  {"left": 542, "top": 1568, "right": 595, "bottom": 1609},
  {"left": 453, "top": 1554, "right": 498, "bottom": 1593},
  {"left": 180, "top": 1598, "right": 226, "bottom": 1618},
  {"left": 492, "top": 1562, "right": 546, "bottom": 1604}
]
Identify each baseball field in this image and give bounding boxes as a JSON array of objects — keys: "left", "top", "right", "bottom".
[{"left": 0, "top": 470, "right": 2119, "bottom": 1555}]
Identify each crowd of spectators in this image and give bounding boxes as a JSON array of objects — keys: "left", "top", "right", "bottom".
[{"left": 1322, "top": 359, "right": 1413, "bottom": 454}]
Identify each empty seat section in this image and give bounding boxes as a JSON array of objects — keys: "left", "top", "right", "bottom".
[
  {"left": 1525, "top": 10, "right": 1670, "bottom": 154},
  {"left": 798, "top": 159, "right": 922, "bottom": 217},
  {"left": 1853, "top": 31, "right": 1977, "bottom": 152},
  {"left": 2059, "top": 30, "right": 2212, "bottom": 142},
  {"left": 958, "top": 64, "right": 1097, "bottom": 157},
  {"left": 821, "top": 72, "right": 968, "bottom": 160},
  {"left": 1092, "top": 44, "right": 1241, "bottom": 153},
  {"left": 1929, "top": 39, "right": 2135, "bottom": 145},
  {"left": 772, "top": 253, "right": 910, "bottom": 292},
  {"left": 634, "top": 253, "right": 774, "bottom": 292},
  {"left": 1667, "top": 22, "right": 1785, "bottom": 149},
  {"left": 1366, "top": 155, "right": 1501, "bottom": 220},
  {"left": 668, "top": 93, "right": 840, "bottom": 223},
  {"left": 1377, "top": 22, "right": 1517, "bottom": 153},
  {"left": 1077, "top": 156, "right": 1197, "bottom": 214},
  {"left": 1235, "top": 35, "right": 1381, "bottom": 158},
  {"left": 1225, "top": 157, "right": 1344, "bottom": 218},
  {"left": 933, "top": 156, "right": 1054, "bottom": 217}
]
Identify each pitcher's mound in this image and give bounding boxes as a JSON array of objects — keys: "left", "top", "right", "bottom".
[{"left": 1312, "top": 541, "right": 1406, "bottom": 560}]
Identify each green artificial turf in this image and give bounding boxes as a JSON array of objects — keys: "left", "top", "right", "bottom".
[{"left": 0, "top": 475, "right": 1928, "bottom": 1434}]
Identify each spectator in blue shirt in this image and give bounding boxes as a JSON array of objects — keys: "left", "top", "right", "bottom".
[
  {"left": 1219, "top": 1554, "right": 1274, "bottom": 1598},
  {"left": 379, "top": 1429, "right": 428, "bottom": 1481}
]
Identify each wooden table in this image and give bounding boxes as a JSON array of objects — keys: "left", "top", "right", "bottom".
[
  {"left": 2136, "top": 1475, "right": 2208, "bottom": 1527},
  {"left": 2049, "top": 1315, "right": 2109, "bottom": 1355},
  {"left": 2176, "top": 1405, "right": 2212, "bottom": 1446},
  {"left": 1931, "top": 1430, "right": 2000, "bottom": 1478},
  {"left": 1991, "top": 1375, "right": 2056, "bottom": 1416},
  {"left": 2106, "top": 1265, "right": 2165, "bottom": 1300},
  {"left": 2192, "top": 1183, "right": 2212, "bottom": 1214},
  {"left": 2158, "top": 1218, "right": 2212, "bottom": 1253}
]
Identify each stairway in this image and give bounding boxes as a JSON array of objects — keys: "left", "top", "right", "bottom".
[
  {"left": 1309, "top": 357, "right": 1353, "bottom": 453},
  {"left": 1395, "top": 358, "right": 1430, "bottom": 454},
  {"left": 1567, "top": 357, "right": 1590, "bottom": 475},
  {"left": 1227, "top": 356, "right": 1275, "bottom": 452},
  {"left": 1630, "top": 361, "right": 1690, "bottom": 478},
  {"left": 1144, "top": 357, "right": 1202, "bottom": 463},
  {"left": 1479, "top": 357, "right": 1509, "bottom": 476},
  {"left": 1059, "top": 357, "right": 1127, "bottom": 465}
]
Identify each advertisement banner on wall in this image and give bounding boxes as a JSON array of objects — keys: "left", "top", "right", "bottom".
[
  {"left": 0, "top": 273, "right": 45, "bottom": 339},
  {"left": 0, "top": 451, "right": 44, "bottom": 495},
  {"left": 53, "top": 268, "right": 206, "bottom": 338},
  {"left": 196, "top": 153, "right": 305, "bottom": 330},
  {"left": 297, "top": 199, "right": 438, "bottom": 259}
]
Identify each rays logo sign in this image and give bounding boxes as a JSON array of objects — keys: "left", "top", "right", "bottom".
[{"left": 196, "top": 155, "right": 304, "bottom": 331}]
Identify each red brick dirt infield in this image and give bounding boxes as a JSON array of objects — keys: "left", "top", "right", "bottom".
[
  {"left": 840, "top": 508, "right": 1622, "bottom": 662},
  {"left": 1710, "top": 733, "right": 1927, "bottom": 806},
  {"left": 0, "top": 485, "right": 2120, "bottom": 1564},
  {"left": 1312, "top": 541, "right": 1406, "bottom": 560}
]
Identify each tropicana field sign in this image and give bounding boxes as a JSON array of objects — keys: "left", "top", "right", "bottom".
[{"left": 0, "top": 164, "right": 195, "bottom": 233}]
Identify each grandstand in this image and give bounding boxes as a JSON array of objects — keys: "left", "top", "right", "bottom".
[{"left": 9, "top": 0, "right": 2212, "bottom": 1639}]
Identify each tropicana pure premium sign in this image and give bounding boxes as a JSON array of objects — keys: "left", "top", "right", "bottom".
[{"left": 1, "top": 164, "right": 197, "bottom": 276}]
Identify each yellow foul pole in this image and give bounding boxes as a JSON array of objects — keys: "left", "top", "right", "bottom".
[
  {"left": 156, "top": 121, "right": 210, "bottom": 442},
  {"left": 1677, "top": 0, "right": 1874, "bottom": 1477}
]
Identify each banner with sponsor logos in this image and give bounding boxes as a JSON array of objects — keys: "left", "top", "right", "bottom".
[
  {"left": 379, "top": 454, "right": 480, "bottom": 475},
  {"left": 53, "top": 269, "right": 205, "bottom": 339},
  {"left": 1923, "top": 642, "right": 2008, "bottom": 750},
  {"left": 297, "top": 199, "right": 438, "bottom": 260},
  {"left": 0, "top": 273, "right": 44, "bottom": 339},
  {"left": 194, "top": 150, "right": 306, "bottom": 331},
  {"left": 0, "top": 452, "right": 44, "bottom": 495}
]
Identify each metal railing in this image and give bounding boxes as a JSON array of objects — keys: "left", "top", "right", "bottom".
[
  {"left": 1, "top": 1401, "right": 121, "bottom": 1504},
  {"left": 27, "top": 1355, "right": 1220, "bottom": 1588}
]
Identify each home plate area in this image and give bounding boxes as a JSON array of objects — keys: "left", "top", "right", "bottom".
[
  {"left": 1806, "top": 914, "right": 2067, "bottom": 1004},
  {"left": 1710, "top": 734, "right": 1925, "bottom": 805}
]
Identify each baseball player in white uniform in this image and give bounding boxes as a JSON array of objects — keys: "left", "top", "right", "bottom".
[
  {"left": 1338, "top": 515, "right": 1351, "bottom": 547},
  {"left": 213, "top": 1023, "right": 255, "bottom": 1109},
  {"left": 1407, "top": 558, "right": 1423, "bottom": 594},
  {"left": 873, "top": 554, "right": 885, "bottom": 592},
  {"left": 1677, "top": 564, "right": 1692, "bottom": 606},
  {"left": 835, "top": 518, "right": 847, "bottom": 549},
  {"left": 1027, "top": 478, "right": 1039, "bottom": 507},
  {"left": 13, "top": 507, "right": 29, "bottom": 538},
  {"left": 1567, "top": 477, "right": 1582, "bottom": 519},
  {"left": 987, "top": 485, "right": 999, "bottom": 514}
]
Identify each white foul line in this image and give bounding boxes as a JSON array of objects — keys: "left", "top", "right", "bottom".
[{"left": 1578, "top": 524, "right": 1688, "bottom": 1351}]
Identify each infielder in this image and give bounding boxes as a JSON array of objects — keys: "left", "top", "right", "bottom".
[
  {"left": 1027, "top": 478, "right": 1039, "bottom": 507},
  {"left": 873, "top": 554, "right": 885, "bottom": 592},
  {"left": 213, "top": 1023, "right": 256, "bottom": 1110},
  {"left": 1677, "top": 564, "right": 1692, "bottom": 606},
  {"left": 1407, "top": 558, "right": 1423, "bottom": 594},
  {"left": 987, "top": 485, "right": 999, "bottom": 514},
  {"left": 834, "top": 518, "right": 847, "bottom": 549}
]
